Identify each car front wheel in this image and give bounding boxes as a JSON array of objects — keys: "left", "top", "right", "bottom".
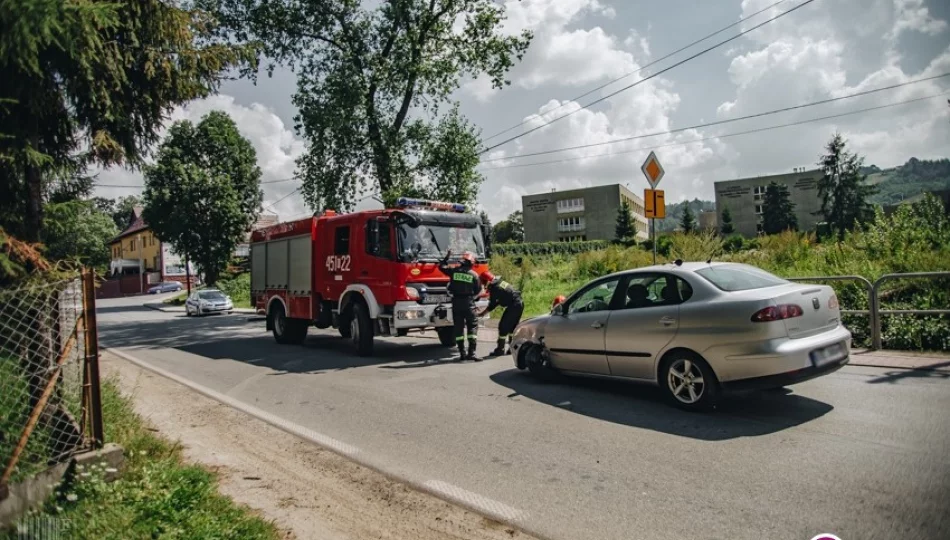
[{"left": 660, "top": 353, "right": 720, "bottom": 412}]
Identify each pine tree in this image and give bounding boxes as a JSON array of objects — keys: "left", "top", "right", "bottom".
[
  {"left": 817, "top": 133, "right": 876, "bottom": 240},
  {"left": 720, "top": 206, "right": 735, "bottom": 235},
  {"left": 615, "top": 201, "right": 636, "bottom": 241},
  {"left": 680, "top": 203, "right": 696, "bottom": 234},
  {"left": 762, "top": 182, "right": 798, "bottom": 235}
]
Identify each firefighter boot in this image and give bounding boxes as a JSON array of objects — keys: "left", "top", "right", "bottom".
[
  {"left": 487, "top": 338, "right": 506, "bottom": 357},
  {"left": 456, "top": 343, "right": 467, "bottom": 361},
  {"left": 467, "top": 339, "right": 481, "bottom": 361}
]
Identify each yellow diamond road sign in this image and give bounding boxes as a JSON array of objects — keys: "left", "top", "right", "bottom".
[{"left": 641, "top": 151, "right": 665, "bottom": 188}]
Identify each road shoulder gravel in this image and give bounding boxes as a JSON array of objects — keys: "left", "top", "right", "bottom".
[{"left": 101, "top": 350, "right": 536, "bottom": 540}]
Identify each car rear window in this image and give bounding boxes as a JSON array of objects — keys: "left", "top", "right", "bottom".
[{"left": 695, "top": 265, "right": 788, "bottom": 292}]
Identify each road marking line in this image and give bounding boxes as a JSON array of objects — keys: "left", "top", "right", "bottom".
[
  {"left": 423, "top": 480, "right": 527, "bottom": 524},
  {"left": 105, "top": 347, "right": 360, "bottom": 457}
]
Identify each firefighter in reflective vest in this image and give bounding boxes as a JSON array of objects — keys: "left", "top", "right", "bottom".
[
  {"left": 439, "top": 250, "right": 482, "bottom": 360},
  {"left": 477, "top": 272, "right": 524, "bottom": 357}
]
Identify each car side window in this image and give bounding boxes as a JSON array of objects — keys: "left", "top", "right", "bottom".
[
  {"left": 334, "top": 226, "right": 350, "bottom": 255},
  {"left": 620, "top": 274, "right": 692, "bottom": 310},
  {"left": 567, "top": 278, "right": 621, "bottom": 315}
]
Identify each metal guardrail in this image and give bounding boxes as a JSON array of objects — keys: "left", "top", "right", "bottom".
[
  {"left": 870, "top": 272, "right": 950, "bottom": 350},
  {"left": 789, "top": 272, "right": 950, "bottom": 350}
]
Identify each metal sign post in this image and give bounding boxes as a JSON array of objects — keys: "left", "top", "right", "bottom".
[{"left": 642, "top": 150, "right": 666, "bottom": 266}]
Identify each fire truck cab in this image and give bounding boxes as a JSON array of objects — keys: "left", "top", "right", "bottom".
[{"left": 249, "top": 198, "right": 492, "bottom": 356}]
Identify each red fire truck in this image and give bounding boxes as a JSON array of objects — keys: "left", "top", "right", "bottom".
[{"left": 249, "top": 198, "right": 492, "bottom": 356}]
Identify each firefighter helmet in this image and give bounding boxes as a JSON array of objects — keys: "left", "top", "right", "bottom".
[{"left": 479, "top": 271, "right": 495, "bottom": 285}]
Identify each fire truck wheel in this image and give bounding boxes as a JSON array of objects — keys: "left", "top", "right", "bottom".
[
  {"left": 350, "top": 302, "right": 374, "bottom": 356},
  {"left": 271, "top": 304, "right": 307, "bottom": 345},
  {"left": 437, "top": 327, "right": 455, "bottom": 347}
]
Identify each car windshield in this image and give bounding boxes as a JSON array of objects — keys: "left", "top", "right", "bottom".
[
  {"left": 198, "top": 291, "right": 226, "bottom": 300},
  {"left": 695, "top": 264, "right": 788, "bottom": 291},
  {"left": 397, "top": 222, "right": 486, "bottom": 261}
]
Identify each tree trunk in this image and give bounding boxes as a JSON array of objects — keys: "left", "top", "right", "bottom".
[{"left": 24, "top": 134, "right": 43, "bottom": 243}]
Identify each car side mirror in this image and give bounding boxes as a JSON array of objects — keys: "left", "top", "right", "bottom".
[{"left": 552, "top": 304, "right": 565, "bottom": 316}]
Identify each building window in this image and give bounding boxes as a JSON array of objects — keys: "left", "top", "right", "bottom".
[
  {"left": 755, "top": 204, "right": 763, "bottom": 215},
  {"left": 753, "top": 186, "right": 766, "bottom": 201},
  {"left": 556, "top": 198, "right": 585, "bottom": 213},
  {"left": 756, "top": 223, "right": 764, "bottom": 235},
  {"left": 557, "top": 216, "right": 585, "bottom": 232}
]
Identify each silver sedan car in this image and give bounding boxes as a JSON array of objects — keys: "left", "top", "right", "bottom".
[
  {"left": 185, "top": 289, "right": 234, "bottom": 317},
  {"left": 509, "top": 261, "right": 851, "bottom": 411}
]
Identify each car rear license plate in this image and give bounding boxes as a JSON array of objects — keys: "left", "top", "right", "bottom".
[{"left": 810, "top": 342, "right": 845, "bottom": 367}]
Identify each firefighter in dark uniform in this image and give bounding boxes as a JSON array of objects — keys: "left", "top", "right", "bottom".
[
  {"left": 438, "top": 250, "right": 482, "bottom": 361},
  {"left": 477, "top": 271, "right": 524, "bottom": 357}
]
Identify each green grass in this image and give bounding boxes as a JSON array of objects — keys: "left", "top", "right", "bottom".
[
  {"left": 0, "top": 359, "right": 55, "bottom": 484},
  {"left": 3, "top": 379, "right": 280, "bottom": 540}
]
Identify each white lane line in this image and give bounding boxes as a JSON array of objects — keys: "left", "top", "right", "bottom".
[
  {"left": 106, "top": 347, "right": 360, "bottom": 457},
  {"left": 423, "top": 480, "right": 527, "bottom": 524}
]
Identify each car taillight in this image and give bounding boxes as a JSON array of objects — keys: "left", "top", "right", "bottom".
[
  {"left": 751, "top": 304, "right": 804, "bottom": 322},
  {"left": 828, "top": 295, "right": 839, "bottom": 309}
]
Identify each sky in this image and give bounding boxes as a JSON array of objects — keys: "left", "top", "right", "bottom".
[{"left": 93, "top": 0, "right": 950, "bottom": 223}]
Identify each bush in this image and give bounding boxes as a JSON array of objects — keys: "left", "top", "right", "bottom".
[
  {"left": 216, "top": 273, "right": 251, "bottom": 308},
  {"left": 723, "top": 234, "right": 745, "bottom": 253},
  {"left": 493, "top": 240, "right": 609, "bottom": 257}
]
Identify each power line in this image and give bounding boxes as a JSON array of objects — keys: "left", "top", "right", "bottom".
[
  {"left": 480, "top": 72, "right": 950, "bottom": 163},
  {"left": 476, "top": 92, "right": 947, "bottom": 172},
  {"left": 262, "top": 187, "right": 302, "bottom": 211},
  {"left": 480, "top": 0, "right": 820, "bottom": 155},
  {"left": 481, "top": 0, "right": 789, "bottom": 143}
]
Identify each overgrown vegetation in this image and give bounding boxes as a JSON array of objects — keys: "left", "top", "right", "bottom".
[
  {"left": 489, "top": 194, "right": 950, "bottom": 351},
  {"left": 3, "top": 379, "right": 280, "bottom": 540},
  {"left": 493, "top": 240, "right": 610, "bottom": 257}
]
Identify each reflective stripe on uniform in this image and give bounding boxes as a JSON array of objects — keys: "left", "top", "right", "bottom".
[{"left": 456, "top": 336, "right": 466, "bottom": 342}]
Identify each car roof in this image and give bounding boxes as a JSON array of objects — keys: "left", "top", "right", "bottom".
[{"left": 598, "top": 261, "right": 738, "bottom": 281}]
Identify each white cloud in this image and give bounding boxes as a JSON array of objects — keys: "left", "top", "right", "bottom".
[
  {"left": 889, "top": 0, "right": 948, "bottom": 39},
  {"left": 93, "top": 95, "right": 308, "bottom": 221},
  {"left": 463, "top": 0, "right": 639, "bottom": 101}
]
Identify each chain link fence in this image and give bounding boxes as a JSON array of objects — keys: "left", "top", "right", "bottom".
[{"left": 0, "top": 271, "right": 102, "bottom": 493}]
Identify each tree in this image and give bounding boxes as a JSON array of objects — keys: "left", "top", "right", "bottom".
[
  {"left": 200, "top": 0, "right": 532, "bottom": 211},
  {"left": 680, "top": 203, "right": 696, "bottom": 234},
  {"left": 761, "top": 182, "right": 798, "bottom": 235},
  {"left": 720, "top": 206, "right": 735, "bottom": 235},
  {"left": 817, "top": 133, "right": 876, "bottom": 240},
  {"left": 0, "top": 0, "right": 255, "bottom": 242},
  {"left": 143, "top": 111, "right": 262, "bottom": 286},
  {"left": 111, "top": 195, "right": 141, "bottom": 230},
  {"left": 42, "top": 200, "right": 117, "bottom": 270},
  {"left": 492, "top": 210, "right": 524, "bottom": 244},
  {"left": 615, "top": 201, "right": 636, "bottom": 241}
]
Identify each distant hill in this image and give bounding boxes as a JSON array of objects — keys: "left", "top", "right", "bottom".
[
  {"left": 865, "top": 157, "right": 950, "bottom": 206},
  {"left": 657, "top": 198, "right": 716, "bottom": 232}
]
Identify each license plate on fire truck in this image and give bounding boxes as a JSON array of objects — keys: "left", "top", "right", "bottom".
[{"left": 424, "top": 294, "right": 450, "bottom": 305}]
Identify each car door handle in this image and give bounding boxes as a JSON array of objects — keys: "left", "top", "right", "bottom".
[
  {"left": 591, "top": 321, "right": 604, "bottom": 329},
  {"left": 659, "top": 316, "right": 676, "bottom": 326}
]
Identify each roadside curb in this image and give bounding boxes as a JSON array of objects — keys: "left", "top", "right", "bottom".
[{"left": 102, "top": 348, "right": 541, "bottom": 539}]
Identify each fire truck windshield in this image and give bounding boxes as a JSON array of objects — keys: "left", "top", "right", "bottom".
[{"left": 397, "top": 221, "right": 486, "bottom": 262}]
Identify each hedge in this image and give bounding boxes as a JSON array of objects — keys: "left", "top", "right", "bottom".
[{"left": 492, "top": 240, "right": 611, "bottom": 257}]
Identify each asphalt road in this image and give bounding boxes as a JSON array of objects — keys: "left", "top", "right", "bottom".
[{"left": 97, "top": 294, "right": 950, "bottom": 540}]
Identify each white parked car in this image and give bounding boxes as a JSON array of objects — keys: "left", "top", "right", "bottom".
[
  {"left": 185, "top": 289, "right": 234, "bottom": 317},
  {"left": 510, "top": 261, "right": 851, "bottom": 411}
]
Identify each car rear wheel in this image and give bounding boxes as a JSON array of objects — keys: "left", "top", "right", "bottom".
[{"left": 660, "top": 352, "right": 720, "bottom": 412}]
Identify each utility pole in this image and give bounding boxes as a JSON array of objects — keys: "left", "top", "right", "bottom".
[{"left": 185, "top": 252, "right": 192, "bottom": 295}]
